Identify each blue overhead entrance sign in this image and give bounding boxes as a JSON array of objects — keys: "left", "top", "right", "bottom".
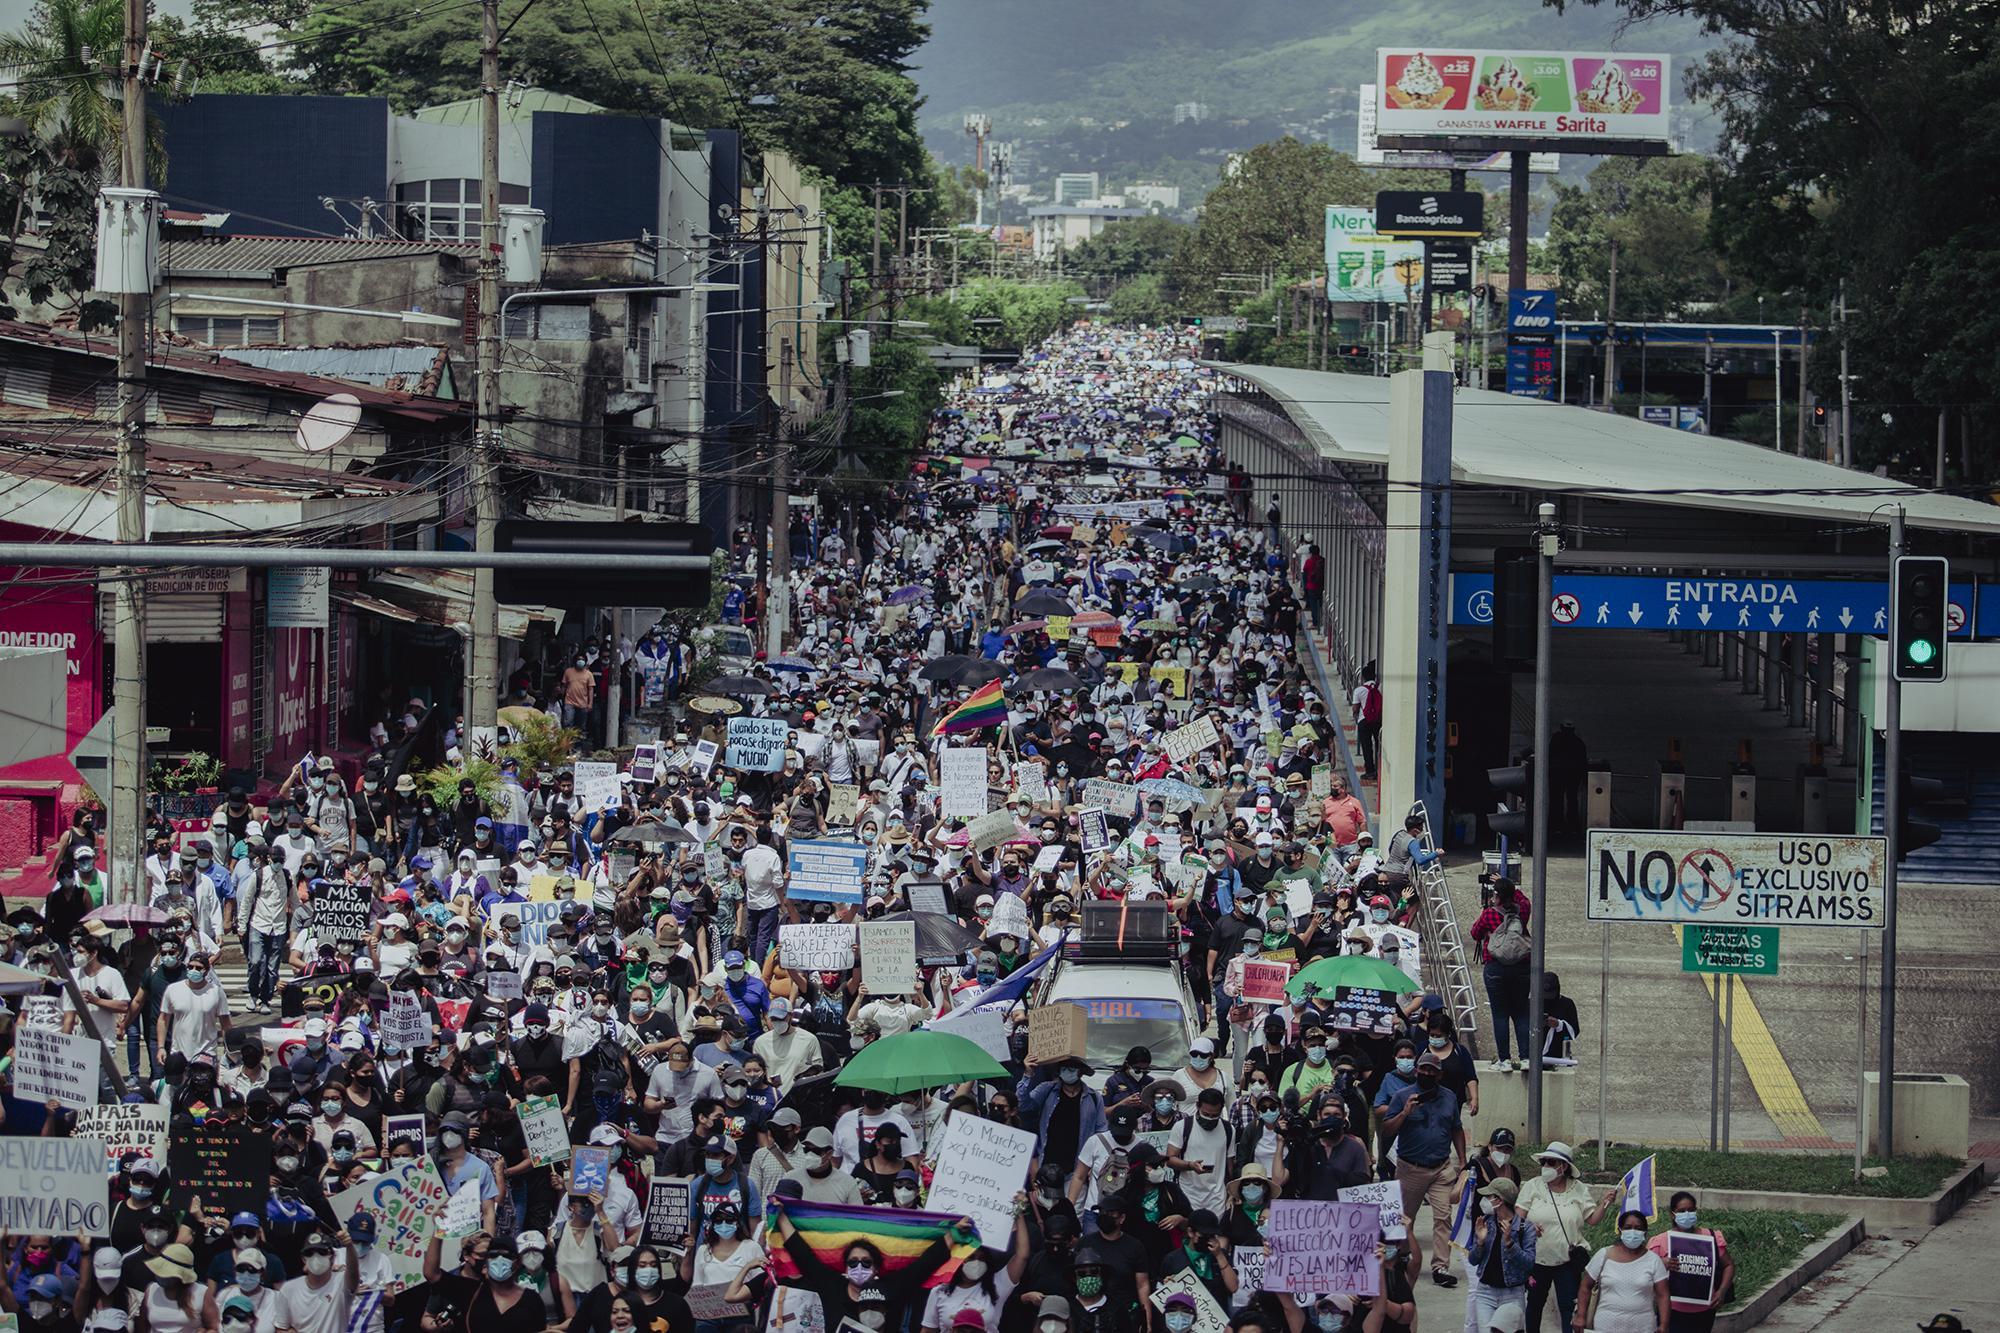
[{"left": 1452, "top": 573, "right": 1979, "bottom": 636}]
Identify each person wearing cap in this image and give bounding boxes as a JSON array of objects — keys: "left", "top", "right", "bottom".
[
  {"left": 751, "top": 994, "right": 821, "bottom": 1091},
  {"left": 1515, "top": 1142, "right": 1619, "bottom": 1331},
  {"left": 747, "top": 1108, "right": 806, "bottom": 1200},
  {"left": 433, "top": 1110, "right": 501, "bottom": 1237},
  {"left": 1575, "top": 1208, "right": 1670, "bottom": 1333},
  {"left": 1918, "top": 1318, "right": 1969, "bottom": 1333},
  {"left": 780, "top": 1125, "right": 866, "bottom": 1206},
  {"left": 1017, "top": 1052, "right": 1106, "bottom": 1168},
  {"left": 78, "top": 1245, "right": 128, "bottom": 1325},
  {"left": 1375, "top": 1050, "right": 1461, "bottom": 1289},
  {"left": 1454, "top": 1126, "right": 1522, "bottom": 1220},
  {"left": 1465, "top": 1176, "right": 1535, "bottom": 1327},
  {"left": 204, "top": 1212, "right": 290, "bottom": 1294}
]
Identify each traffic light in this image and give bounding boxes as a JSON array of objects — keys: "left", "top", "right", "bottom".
[
  {"left": 493, "top": 520, "right": 712, "bottom": 611},
  {"left": 1491, "top": 548, "right": 1538, "bottom": 670},
  {"left": 1487, "top": 761, "right": 1532, "bottom": 843},
  {"left": 1896, "top": 768, "right": 1949, "bottom": 860},
  {"left": 1891, "top": 555, "right": 1949, "bottom": 682},
  {"left": 1335, "top": 343, "right": 1370, "bottom": 359}
]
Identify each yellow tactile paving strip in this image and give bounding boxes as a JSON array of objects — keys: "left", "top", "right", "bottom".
[{"left": 1672, "top": 925, "right": 1832, "bottom": 1144}]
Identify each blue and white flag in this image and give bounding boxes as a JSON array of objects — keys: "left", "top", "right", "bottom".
[
  {"left": 1619, "top": 1154, "right": 1657, "bottom": 1217},
  {"left": 1448, "top": 1176, "right": 1477, "bottom": 1249}
]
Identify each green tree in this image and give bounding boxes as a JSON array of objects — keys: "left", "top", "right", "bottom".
[
  {"left": 1545, "top": 155, "right": 1731, "bottom": 319},
  {"left": 953, "top": 277, "right": 1086, "bottom": 349},
  {"left": 0, "top": 135, "right": 116, "bottom": 327},
  {"left": 0, "top": 0, "right": 128, "bottom": 172},
  {"left": 1065, "top": 215, "right": 1188, "bottom": 280},
  {"left": 1104, "top": 273, "right": 1175, "bottom": 324},
  {"left": 152, "top": 14, "right": 295, "bottom": 96}
]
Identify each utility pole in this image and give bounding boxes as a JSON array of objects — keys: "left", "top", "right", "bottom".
[
  {"left": 762, "top": 196, "right": 792, "bottom": 659},
  {"left": 1838, "top": 282, "right": 1852, "bottom": 468},
  {"left": 1702, "top": 333, "right": 1716, "bottom": 435},
  {"left": 1602, "top": 239, "right": 1618, "bottom": 412},
  {"left": 111, "top": 0, "right": 149, "bottom": 904},
  {"left": 468, "top": 0, "right": 501, "bottom": 744},
  {"left": 1880, "top": 503, "right": 1904, "bottom": 1157},
  {"left": 1508, "top": 152, "right": 1529, "bottom": 293},
  {"left": 871, "top": 182, "right": 883, "bottom": 296},
  {"left": 1527, "top": 499, "right": 1556, "bottom": 1141}
]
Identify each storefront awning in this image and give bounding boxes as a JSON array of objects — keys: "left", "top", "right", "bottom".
[
  {"left": 336, "top": 591, "right": 424, "bottom": 624},
  {"left": 366, "top": 571, "right": 566, "bottom": 641}
]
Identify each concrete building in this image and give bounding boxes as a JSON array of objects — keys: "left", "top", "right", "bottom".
[
  {"left": 1173, "top": 102, "right": 1211, "bottom": 125},
  {"left": 1026, "top": 205, "right": 1150, "bottom": 261},
  {"left": 1053, "top": 172, "right": 1101, "bottom": 206},
  {"left": 1125, "top": 182, "right": 1183, "bottom": 211}
]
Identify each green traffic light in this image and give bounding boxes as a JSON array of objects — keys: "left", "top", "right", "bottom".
[{"left": 1907, "top": 638, "right": 1937, "bottom": 665}]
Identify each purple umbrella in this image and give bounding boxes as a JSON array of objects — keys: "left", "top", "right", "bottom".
[
  {"left": 886, "top": 585, "right": 930, "bottom": 606},
  {"left": 87, "top": 902, "right": 169, "bottom": 927}
]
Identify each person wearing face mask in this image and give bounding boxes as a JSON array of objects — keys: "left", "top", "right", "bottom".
[
  {"left": 1454, "top": 1127, "right": 1523, "bottom": 1221},
  {"left": 917, "top": 1206, "right": 1031, "bottom": 1333},
  {"left": 204, "top": 1214, "right": 290, "bottom": 1296},
  {"left": 780, "top": 1126, "right": 866, "bottom": 1206},
  {"left": 433, "top": 1112, "right": 501, "bottom": 1237},
  {"left": 1104, "top": 1142, "right": 1189, "bottom": 1272},
  {"left": 678, "top": 1202, "right": 767, "bottom": 1332},
  {"left": 1514, "top": 1142, "right": 1619, "bottom": 1333},
  {"left": 108, "top": 1161, "right": 178, "bottom": 1252},
  {"left": 129, "top": 937, "right": 188, "bottom": 1080},
  {"left": 1016, "top": 1055, "right": 1106, "bottom": 1172},
  {"left": 1576, "top": 1210, "right": 1671, "bottom": 1333},
  {"left": 1645, "top": 1192, "right": 1733, "bottom": 1333},
  {"left": 1464, "top": 1178, "right": 1535, "bottom": 1329},
  {"left": 769, "top": 1199, "right": 976, "bottom": 1333},
  {"left": 77, "top": 1246, "right": 126, "bottom": 1325},
  {"left": 1170, "top": 1036, "right": 1231, "bottom": 1118},
  {"left": 156, "top": 949, "right": 230, "bottom": 1064},
  {"left": 461, "top": 1235, "right": 548, "bottom": 1333},
  {"left": 750, "top": 996, "right": 821, "bottom": 1091},
  {"left": 1163, "top": 1087, "right": 1234, "bottom": 1218},
  {"left": 1374, "top": 1049, "right": 1461, "bottom": 1290},
  {"left": 311, "top": 1076, "right": 377, "bottom": 1155},
  {"left": 136, "top": 1244, "right": 205, "bottom": 1333},
  {"left": 1156, "top": 1237, "right": 1236, "bottom": 1323},
  {"left": 1276, "top": 1023, "right": 1339, "bottom": 1104},
  {"left": 208, "top": 1251, "right": 276, "bottom": 1331}
]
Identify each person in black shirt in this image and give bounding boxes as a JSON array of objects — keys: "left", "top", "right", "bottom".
[
  {"left": 1240, "top": 1015, "right": 1294, "bottom": 1087},
  {"left": 1064, "top": 1243, "right": 1138, "bottom": 1333},
  {"left": 851, "top": 1123, "right": 910, "bottom": 1203},
  {"left": 512, "top": 1003, "right": 567, "bottom": 1086},
  {"left": 1100, "top": 1048, "right": 1151, "bottom": 1117},
  {"left": 1008, "top": 1213, "right": 1077, "bottom": 1333},
  {"left": 422, "top": 1231, "right": 491, "bottom": 1333},
  {"left": 769, "top": 1198, "right": 972, "bottom": 1333}
]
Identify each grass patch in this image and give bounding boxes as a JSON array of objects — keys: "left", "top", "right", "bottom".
[
  {"left": 1559, "top": 1143, "right": 1963, "bottom": 1198},
  {"left": 1579, "top": 1209, "right": 1834, "bottom": 1312}
]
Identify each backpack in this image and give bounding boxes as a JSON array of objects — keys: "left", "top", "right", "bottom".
[
  {"left": 1490, "top": 905, "right": 1532, "bottom": 964},
  {"left": 1360, "top": 683, "right": 1383, "bottom": 725}
]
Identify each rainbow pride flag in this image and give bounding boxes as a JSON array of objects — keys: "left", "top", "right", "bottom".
[
  {"left": 764, "top": 1199, "right": 975, "bottom": 1288},
  {"left": 930, "top": 677, "right": 1007, "bottom": 737}
]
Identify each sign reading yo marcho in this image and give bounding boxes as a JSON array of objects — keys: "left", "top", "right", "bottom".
[{"left": 1587, "top": 830, "right": 1886, "bottom": 928}]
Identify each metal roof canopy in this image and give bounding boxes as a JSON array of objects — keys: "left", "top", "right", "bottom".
[{"left": 1216, "top": 363, "right": 2000, "bottom": 562}]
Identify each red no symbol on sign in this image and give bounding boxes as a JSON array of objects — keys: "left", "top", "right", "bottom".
[
  {"left": 1678, "top": 850, "right": 1735, "bottom": 913},
  {"left": 1551, "top": 594, "right": 1581, "bottom": 624}
]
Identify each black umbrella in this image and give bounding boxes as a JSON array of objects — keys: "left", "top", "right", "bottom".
[
  {"left": 1136, "top": 528, "right": 1190, "bottom": 554},
  {"left": 612, "top": 820, "right": 697, "bottom": 846},
  {"left": 951, "top": 658, "right": 1008, "bottom": 685},
  {"left": 1016, "top": 589, "right": 1075, "bottom": 616},
  {"left": 704, "top": 673, "right": 777, "bottom": 697},
  {"left": 1180, "top": 574, "right": 1221, "bottom": 593},
  {"left": 877, "top": 910, "right": 983, "bottom": 962},
  {"left": 1009, "top": 666, "right": 1083, "bottom": 694},
  {"left": 918, "top": 655, "right": 971, "bottom": 683}
]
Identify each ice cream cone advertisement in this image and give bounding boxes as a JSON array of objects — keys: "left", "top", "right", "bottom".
[{"left": 1377, "top": 48, "right": 1669, "bottom": 144}]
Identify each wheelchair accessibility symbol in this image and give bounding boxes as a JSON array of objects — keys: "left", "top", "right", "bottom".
[{"left": 1467, "top": 590, "right": 1494, "bottom": 623}]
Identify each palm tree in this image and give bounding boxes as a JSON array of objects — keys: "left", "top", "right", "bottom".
[{"left": 0, "top": 0, "right": 129, "bottom": 177}]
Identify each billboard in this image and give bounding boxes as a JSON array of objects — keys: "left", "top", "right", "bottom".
[
  {"left": 1375, "top": 50, "right": 1671, "bottom": 145},
  {"left": 1324, "top": 207, "right": 1424, "bottom": 305},
  {"left": 1357, "top": 86, "right": 1559, "bottom": 172}
]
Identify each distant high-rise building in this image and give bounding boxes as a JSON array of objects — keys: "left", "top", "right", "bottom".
[
  {"left": 1054, "top": 172, "right": 1101, "bottom": 205},
  {"left": 1173, "top": 102, "right": 1211, "bottom": 125}
]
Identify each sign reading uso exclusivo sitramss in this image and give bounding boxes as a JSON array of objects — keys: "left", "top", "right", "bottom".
[{"left": 1586, "top": 830, "right": 1886, "bottom": 928}]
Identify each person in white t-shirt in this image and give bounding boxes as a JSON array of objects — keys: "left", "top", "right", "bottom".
[
  {"left": 268, "top": 1228, "right": 357, "bottom": 1333},
  {"left": 157, "top": 951, "right": 230, "bottom": 1062}
]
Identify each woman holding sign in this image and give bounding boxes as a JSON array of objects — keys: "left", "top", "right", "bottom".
[{"left": 1644, "top": 1194, "right": 1732, "bottom": 1333}]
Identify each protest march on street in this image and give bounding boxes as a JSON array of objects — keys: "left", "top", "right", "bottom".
[{"left": 0, "top": 325, "right": 1718, "bottom": 1333}]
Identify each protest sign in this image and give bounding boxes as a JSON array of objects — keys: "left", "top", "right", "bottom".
[
  {"left": 685, "top": 1286, "right": 745, "bottom": 1322},
  {"left": 0, "top": 1137, "right": 109, "bottom": 1235},
  {"left": 518, "top": 1094, "right": 572, "bottom": 1166},
  {"left": 1164, "top": 715, "right": 1221, "bottom": 763},
  {"left": 1077, "top": 808, "right": 1110, "bottom": 854},
  {"left": 725, "top": 717, "right": 788, "bottom": 773},
  {"left": 939, "top": 749, "right": 989, "bottom": 820},
  {"left": 1148, "top": 1270, "right": 1229, "bottom": 1333},
  {"left": 929, "top": 1005, "right": 1011, "bottom": 1063},
  {"left": 1328, "top": 986, "right": 1403, "bottom": 1036},
  {"left": 988, "top": 891, "right": 1032, "bottom": 940},
  {"left": 1081, "top": 778, "right": 1140, "bottom": 816},
  {"left": 1310, "top": 763, "right": 1332, "bottom": 801},
  {"left": 1032, "top": 844, "right": 1064, "bottom": 875},
  {"left": 384, "top": 991, "right": 431, "bottom": 1049},
  {"left": 19, "top": 996, "right": 60, "bottom": 1030},
  {"left": 1232, "top": 1248, "right": 1266, "bottom": 1299},
  {"left": 168, "top": 1119, "right": 272, "bottom": 1218},
  {"left": 1014, "top": 760, "right": 1048, "bottom": 803},
  {"left": 513, "top": 899, "right": 568, "bottom": 948},
  {"left": 1241, "top": 961, "right": 1292, "bottom": 1005},
  {"left": 335, "top": 1157, "right": 451, "bottom": 1280},
  {"left": 786, "top": 840, "right": 869, "bottom": 905},
  {"left": 630, "top": 744, "right": 658, "bottom": 784},
  {"left": 571, "top": 1146, "right": 612, "bottom": 1195},
  {"left": 74, "top": 1104, "right": 168, "bottom": 1172},
  {"left": 923, "top": 1113, "right": 1037, "bottom": 1250},
  {"left": 966, "top": 808, "right": 1016, "bottom": 853},
  {"left": 780, "top": 923, "right": 858, "bottom": 972},
  {"left": 1027, "top": 1002, "right": 1087, "bottom": 1065},
  {"left": 693, "top": 739, "right": 720, "bottom": 775},
  {"left": 1280, "top": 878, "right": 1316, "bottom": 921},
  {"left": 1667, "top": 1231, "right": 1718, "bottom": 1307},
  {"left": 1265, "top": 1200, "right": 1381, "bottom": 1296},
  {"left": 643, "top": 1175, "right": 699, "bottom": 1248},
  {"left": 310, "top": 876, "right": 372, "bottom": 942},
  {"left": 384, "top": 1114, "right": 428, "bottom": 1157},
  {"left": 906, "top": 879, "right": 950, "bottom": 917},
  {"left": 1361, "top": 923, "right": 1423, "bottom": 985},
  {"left": 572, "top": 759, "right": 618, "bottom": 812},
  {"left": 486, "top": 970, "right": 523, "bottom": 1002},
  {"left": 825, "top": 783, "right": 860, "bottom": 827},
  {"left": 441, "top": 1180, "right": 482, "bottom": 1238},
  {"left": 1337, "top": 1181, "right": 1407, "bottom": 1240},
  {"left": 13, "top": 1024, "right": 97, "bottom": 1110},
  {"left": 859, "top": 920, "right": 918, "bottom": 995}
]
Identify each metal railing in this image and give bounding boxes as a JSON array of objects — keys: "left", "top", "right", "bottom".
[{"left": 1407, "top": 800, "right": 1482, "bottom": 1058}]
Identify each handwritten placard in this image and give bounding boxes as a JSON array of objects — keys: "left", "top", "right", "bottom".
[
  {"left": 858, "top": 920, "right": 918, "bottom": 996},
  {"left": 780, "top": 923, "right": 858, "bottom": 972},
  {"left": 1265, "top": 1200, "right": 1381, "bottom": 1297},
  {"left": 924, "top": 1113, "right": 1037, "bottom": 1250}
]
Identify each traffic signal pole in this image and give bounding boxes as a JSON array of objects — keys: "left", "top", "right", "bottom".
[
  {"left": 1879, "top": 503, "right": 1904, "bottom": 1157},
  {"left": 1528, "top": 501, "right": 1555, "bottom": 1141}
]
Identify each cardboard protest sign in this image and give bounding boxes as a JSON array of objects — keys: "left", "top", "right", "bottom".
[
  {"left": 0, "top": 1136, "right": 110, "bottom": 1235},
  {"left": 1014, "top": 760, "right": 1049, "bottom": 803},
  {"left": 685, "top": 1286, "right": 746, "bottom": 1322},
  {"left": 1032, "top": 844, "right": 1064, "bottom": 874},
  {"left": 1164, "top": 715, "right": 1221, "bottom": 763},
  {"left": 1027, "top": 1002, "right": 1087, "bottom": 1065},
  {"left": 966, "top": 808, "right": 1017, "bottom": 853},
  {"left": 988, "top": 891, "right": 1032, "bottom": 940},
  {"left": 1337, "top": 1181, "right": 1407, "bottom": 1240},
  {"left": 310, "top": 876, "right": 372, "bottom": 942},
  {"left": 1148, "top": 1269, "right": 1229, "bottom": 1333},
  {"left": 923, "top": 1113, "right": 1037, "bottom": 1250},
  {"left": 693, "top": 740, "right": 720, "bottom": 775},
  {"left": 786, "top": 840, "right": 869, "bottom": 905},
  {"left": 384, "top": 1114, "right": 428, "bottom": 1157},
  {"left": 939, "top": 749, "right": 989, "bottom": 820},
  {"left": 334, "top": 1157, "right": 451, "bottom": 1282},
  {"left": 1232, "top": 1248, "right": 1266, "bottom": 1298},
  {"left": 573, "top": 760, "right": 618, "bottom": 813},
  {"left": 780, "top": 924, "right": 857, "bottom": 972},
  {"left": 825, "top": 783, "right": 861, "bottom": 827},
  {"left": 1081, "top": 778, "right": 1140, "bottom": 816},
  {"left": 1327, "top": 986, "right": 1402, "bottom": 1035},
  {"left": 13, "top": 1024, "right": 97, "bottom": 1110},
  {"left": 74, "top": 1104, "right": 168, "bottom": 1173},
  {"left": 19, "top": 996, "right": 60, "bottom": 1030},
  {"left": 1310, "top": 763, "right": 1332, "bottom": 800},
  {"left": 643, "top": 1175, "right": 698, "bottom": 1248},
  {"left": 858, "top": 920, "right": 918, "bottom": 995},
  {"left": 168, "top": 1119, "right": 273, "bottom": 1218},
  {"left": 1265, "top": 1200, "right": 1381, "bottom": 1296},
  {"left": 518, "top": 1094, "right": 572, "bottom": 1166},
  {"left": 725, "top": 717, "right": 788, "bottom": 773}
]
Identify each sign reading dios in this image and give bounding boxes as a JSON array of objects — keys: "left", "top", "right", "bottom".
[{"left": 1587, "top": 830, "right": 1886, "bottom": 928}]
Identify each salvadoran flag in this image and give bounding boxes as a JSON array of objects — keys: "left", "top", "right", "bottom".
[
  {"left": 1620, "top": 1154, "right": 1656, "bottom": 1217},
  {"left": 1449, "top": 1176, "right": 1476, "bottom": 1249}
]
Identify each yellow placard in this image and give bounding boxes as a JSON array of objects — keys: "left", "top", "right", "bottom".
[
  {"left": 1046, "top": 615, "right": 1072, "bottom": 638},
  {"left": 527, "top": 873, "right": 560, "bottom": 902},
  {"left": 1072, "top": 525, "right": 1098, "bottom": 546}
]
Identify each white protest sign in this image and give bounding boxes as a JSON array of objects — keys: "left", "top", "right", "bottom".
[
  {"left": 1337, "top": 1180, "right": 1407, "bottom": 1240},
  {"left": 0, "top": 1136, "right": 110, "bottom": 1235},
  {"left": 1148, "top": 1269, "right": 1229, "bottom": 1333},
  {"left": 1265, "top": 1200, "right": 1381, "bottom": 1296},
  {"left": 573, "top": 760, "right": 619, "bottom": 812},
  {"left": 1232, "top": 1248, "right": 1266, "bottom": 1302},
  {"left": 486, "top": 970, "right": 523, "bottom": 1002},
  {"left": 1014, "top": 760, "right": 1049, "bottom": 803},
  {"left": 725, "top": 717, "right": 788, "bottom": 772},
  {"left": 19, "top": 996, "right": 61, "bottom": 1030},
  {"left": 440, "top": 1180, "right": 482, "bottom": 1238},
  {"left": 858, "top": 920, "right": 917, "bottom": 995},
  {"left": 987, "top": 891, "right": 1031, "bottom": 940},
  {"left": 826, "top": 783, "right": 861, "bottom": 827},
  {"left": 929, "top": 1005, "right": 1012, "bottom": 1063},
  {"left": 780, "top": 923, "right": 858, "bottom": 972},
  {"left": 74, "top": 1104, "right": 168, "bottom": 1172},
  {"left": 1032, "top": 844, "right": 1064, "bottom": 874},
  {"left": 693, "top": 739, "right": 720, "bottom": 775},
  {"left": 384, "top": 991, "right": 431, "bottom": 1050},
  {"left": 1164, "top": 715, "right": 1221, "bottom": 763},
  {"left": 924, "top": 1112, "right": 1037, "bottom": 1250},
  {"left": 966, "top": 808, "right": 1017, "bottom": 853},
  {"left": 13, "top": 1025, "right": 98, "bottom": 1110},
  {"left": 939, "top": 748, "right": 989, "bottom": 819}
]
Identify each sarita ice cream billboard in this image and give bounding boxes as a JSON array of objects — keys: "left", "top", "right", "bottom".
[{"left": 1376, "top": 49, "right": 1671, "bottom": 144}]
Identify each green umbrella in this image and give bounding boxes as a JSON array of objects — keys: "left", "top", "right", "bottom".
[
  {"left": 834, "top": 1029, "right": 1009, "bottom": 1094},
  {"left": 1287, "top": 954, "right": 1421, "bottom": 1000}
]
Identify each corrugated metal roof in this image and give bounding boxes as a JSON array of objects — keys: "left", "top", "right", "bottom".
[
  {"left": 1220, "top": 362, "right": 2000, "bottom": 538},
  {"left": 161, "top": 233, "right": 476, "bottom": 275},
  {"left": 215, "top": 345, "right": 456, "bottom": 398},
  {"left": 411, "top": 90, "right": 604, "bottom": 125}
]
